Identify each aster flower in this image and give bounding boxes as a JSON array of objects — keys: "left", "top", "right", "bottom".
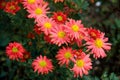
[
  {"left": 86, "top": 33, "right": 111, "bottom": 59},
  {"left": 86, "top": 27, "right": 101, "bottom": 40},
  {"left": 71, "top": 53, "right": 92, "bottom": 77},
  {"left": 56, "top": 47, "right": 74, "bottom": 66},
  {"left": 64, "top": 19, "right": 85, "bottom": 40},
  {"left": 52, "top": 11, "right": 67, "bottom": 24},
  {"left": 0, "top": 0, "right": 6, "bottom": 9},
  {"left": 6, "top": 42, "right": 25, "bottom": 60},
  {"left": 37, "top": 17, "right": 56, "bottom": 35},
  {"left": 27, "top": 3, "right": 49, "bottom": 22},
  {"left": 4, "top": 1, "right": 20, "bottom": 15},
  {"left": 20, "top": 50, "right": 31, "bottom": 62},
  {"left": 33, "top": 25, "right": 42, "bottom": 35},
  {"left": 32, "top": 55, "right": 53, "bottom": 74},
  {"left": 54, "top": 0, "right": 64, "bottom": 3},
  {"left": 50, "top": 25, "right": 70, "bottom": 46},
  {"left": 22, "top": 0, "right": 43, "bottom": 9},
  {"left": 44, "top": 34, "right": 53, "bottom": 44}
]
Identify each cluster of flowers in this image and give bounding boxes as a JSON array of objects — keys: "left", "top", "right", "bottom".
[{"left": 4, "top": 0, "right": 111, "bottom": 78}]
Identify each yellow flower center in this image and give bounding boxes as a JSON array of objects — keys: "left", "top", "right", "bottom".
[
  {"left": 10, "top": 6, "right": 15, "bottom": 10},
  {"left": 58, "top": 31, "right": 65, "bottom": 38},
  {"left": 72, "top": 24, "right": 79, "bottom": 32},
  {"left": 94, "top": 38, "right": 103, "bottom": 48},
  {"left": 35, "top": 8, "right": 42, "bottom": 15},
  {"left": 12, "top": 47, "right": 18, "bottom": 53},
  {"left": 28, "top": 0, "right": 35, "bottom": 4},
  {"left": 64, "top": 52, "right": 72, "bottom": 59},
  {"left": 39, "top": 60, "right": 47, "bottom": 67},
  {"left": 57, "top": 16, "right": 63, "bottom": 21},
  {"left": 2, "top": 2, "right": 5, "bottom": 7},
  {"left": 44, "top": 22, "right": 52, "bottom": 28},
  {"left": 76, "top": 60, "right": 84, "bottom": 67}
]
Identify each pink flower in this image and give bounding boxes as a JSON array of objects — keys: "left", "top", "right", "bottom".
[
  {"left": 56, "top": 47, "right": 74, "bottom": 66},
  {"left": 71, "top": 53, "right": 92, "bottom": 77},
  {"left": 22, "top": 0, "right": 43, "bottom": 9},
  {"left": 6, "top": 42, "right": 25, "bottom": 60},
  {"left": 50, "top": 25, "right": 70, "bottom": 46},
  {"left": 32, "top": 55, "right": 53, "bottom": 74},
  {"left": 54, "top": 0, "right": 64, "bottom": 3},
  {"left": 27, "top": 3, "right": 49, "bottom": 22},
  {"left": 37, "top": 17, "right": 56, "bottom": 35},
  {"left": 86, "top": 33, "right": 111, "bottom": 59},
  {"left": 64, "top": 19, "right": 85, "bottom": 40}
]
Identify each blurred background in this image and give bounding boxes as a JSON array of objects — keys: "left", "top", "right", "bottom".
[{"left": 0, "top": 0, "right": 120, "bottom": 80}]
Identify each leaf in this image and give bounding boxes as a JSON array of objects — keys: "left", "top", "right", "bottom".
[{"left": 115, "top": 18, "right": 120, "bottom": 28}]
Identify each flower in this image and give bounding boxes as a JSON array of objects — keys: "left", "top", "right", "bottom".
[
  {"left": 50, "top": 25, "right": 70, "bottom": 46},
  {"left": 64, "top": 19, "right": 85, "bottom": 40},
  {"left": 87, "top": 27, "right": 101, "bottom": 40},
  {"left": 56, "top": 47, "right": 74, "bottom": 66},
  {"left": 54, "top": 0, "right": 64, "bottom": 3},
  {"left": 86, "top": 33, "right": 111, "bottom": 59},
  {"left": 52, "top": 11, "right": 67, "bottom": 24},
  {"left": 32, "top": 55, "right": 53, "bottom": 74},
  {"left": 33, "top": 25, "right": 42, "bottom": 35},
  {"left": 4, "top": 1, "right": 20, "bottom": 15},
  {"left": 37, "top": 17, "right": 56, "bottom": 35},
  {"left": 6, "top": 42, "right": 25, "bottom": 60},
  {"left": 27, "top": 3, "right": 49, "bottom": 22},
  {"left": 71, "top": 53, "right": 92, "bottom": 77},
  {"left": 20, "top": 50, "right": 31, "bottom": 62},
  {"left": 0, "top": 0, "right": 6, "bottom": 9},
  {"left": 22, "top": 0, "right": 43, "bottom": 9}
]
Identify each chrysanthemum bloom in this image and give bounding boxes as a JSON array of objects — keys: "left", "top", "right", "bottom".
[
  {"left": 86, "top": 33, "right": 111, "bottom": 59},
  {"left": 52, "top": 11, "right": 67, "bottom": 24},
  {"left": 20, "top": 50, "right": 31, "bottom": 62},
  {"left": 27, "top": 32, "right": 35, "bottom": 39},
  {"left": 64, "top": 19, "right": 85, "bottom": 40},
  {"left": 27, "top": 3, "right": 49, "bottom": 22},
  {"left": 22, "top": 0, "right": 43, "bottom": 9},
  {"left": 6, "top": 42, "right": 25, "bottom": 60},
  {"left": 33, "top": 25, "right": 42, "bottom": 35},
  {"left": 37, "top": 17, "right": 56, "bottom": 35},
  {"left": 54, "top": 0, "right": 64, "bottom": 3},
  {"left": 56, "top": 47, "right": 74, "bottom": 66},
  {"left": 87, "top": 27, "right": 101, "bottom": 40},
  {"left": 50, "top": 25, "right": 70, "bottom": 46},
  {"left": 44, "top": 35, "right": 53, "bottom": 44},
  {"left": 0, "top": 0, "right": 6, "bottom": 9},
  {"left": 4, "top": 1, "right": 20, "bottom": 15},
  {"left": 71, "top": 53, "right": 92, "bottom": 77},
  {"left": 32, "top": 55, "right": 53, "bottom": 74}
]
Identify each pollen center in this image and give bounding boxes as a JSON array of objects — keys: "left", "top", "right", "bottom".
[
  {"left": 94, "top": 38, "right": 103, "bottom": 48},
  {"left": 2, "top": 2, "right": 5, "bottom": 7},
  {"left": 76, "top": 60, "right": 84, "bottom": 67},
  {"left": 28, "top": 0, "right": 35, "bottom": 4},
  {"left": 35, "top": 8, "right": 42, "bottom": 15},
  {"left": 58, "top": 31, "right": 65, "bottom": 38},
  {"left": 44, "top": 22, "right": 52, "bottom": 28},
  {"left": 10, "top": 6, "right": 15, "bottom": 10},
  {"left": 39, "top": 60, "right": 47, "bottom": 67},
  {"left": 72, "top": 25, "right": 79, "bottom": 32},
  {"left": 64, "top": 52, "right": 72, "bottom": 59},
  {"left": 57, "top": 16, "right": 63, "bottom": 21},
  {"left": 12, "top": 47, "right": 18, "bottom": 53}
]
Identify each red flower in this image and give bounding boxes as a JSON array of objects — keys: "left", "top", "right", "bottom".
[
  {"left": 34, "top": 25, "right": 42, "bottom": 35},
  {"left": 4, "top": 1, "right": 20, "bottom": 15},
  {"left": 20, "top": 51, "right": 31, "bottom": 62},
  {"left": 52, "top": 11, "right": 67, "bottom": 24},
  {"left": 0, "top": 0, "right": 6, "bottom": 9}
]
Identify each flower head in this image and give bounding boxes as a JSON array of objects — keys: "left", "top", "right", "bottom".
[
  {"left": 56, "top": 47, "right": 74, "bottom": 66},
  {"left": 50, "top": 25, "right": 70, "bottom": 46},
  {"left": 54, "top": 0, "right": 64, "bottom": 3},
  {"left": 0, "top": 0, "right": 6, "bottom": 9},
  {"left": 37, "top": 17, "right": 56, "bottom": 35},
  {"left": 32, "top": 55, "right": 53, "bottom": 74},
  {"left": 71, "top": 54, "right": 92, "bottom": 77},
  {"left": 33, "top": 25, "right": 42, "bottom": 35},
  {"left": 52, "top": 11, "right": 67, "bottom": 24},
  {"left": 27, "top": 3, "right": 49, "bottom": 22},
  {"left": 6, "top": 42, "right": 25, "bottom": 60},
  {"left": 4, "top": 1, "right": 20, "bottom": 15},
  {"left": 86, "top": 33, "right": 111, "bottom": 59},
  {"left": 65, "top": 19, "right": 85, "bottom": 40}
]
